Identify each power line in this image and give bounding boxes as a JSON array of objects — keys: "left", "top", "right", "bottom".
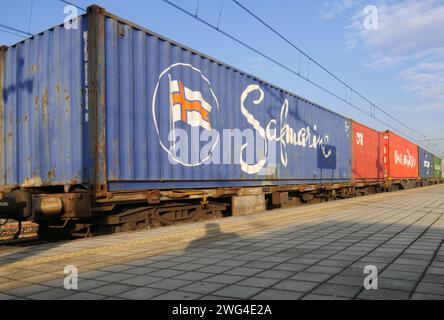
[
  {"left": 159, "top": 0, "right": 435, "bottom": 150},
  {"left": 0, "top": 0, "right": 439, "bottom": 154},
  {"left": 0, "top": 1, "right": 86, "bottom": 42},
  {"left": 420, "top": 138, "right": 444, "bottom": 142},
  {"left": 0, "top": 27, "right": 26, "bottom": 38},
  {"left": 229, "top": 0, "right": 439, "bottom": 154},
  {"left": 195, "top": 0, "right": 201, "bottom": 17},
  {"left": 217, "top": 0, "right": 226, "bottom": 30},
  {"left": 0, "top": 23, "right": 32, "bottom": 36},
  {"left": 0, "top": 1, "right": 86, "bottom": 41},
  {"left": 58, "top": 0, "right": 86, "bottom": 12},
  {"left": 27, "top": 0, "right": 34, "bottom": 33}
]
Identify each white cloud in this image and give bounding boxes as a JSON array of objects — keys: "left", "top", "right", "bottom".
[
  {"left": 413, "top": 47, "right": 444, "bottom": 59},
  {"left": 400, "top": 61, "right": 444, "bottom": 100},
  {"left": 238, "top": 56, "right": 280, "bottom": 73},
  {"left": 318, "top": 0, "right": 444, "bottom": 153},
  {"left": 348, "top": 0, "right": 444, "bottom": 54},
  {"left": 319, "top": 0, "right": 362, "bottom": 19},
  {"left": 342, "top": 0, "right": 444, "bottom": 104},
  {"left": 365, "top": 54, "right": 408, "bottom": 69},
  {"left": 417, "top": 103, "right": 444, "bottom": 111},
  {"left": 394, "top": 103, "right": 444, "bottom": 112}
]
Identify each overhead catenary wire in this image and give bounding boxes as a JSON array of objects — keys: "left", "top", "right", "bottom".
[
  {"left": 0, "top": 23, "right": 33, "bottom": 36},
  {"left": 0, "top": 1, "right": 86, "bottom": 41},
  {"left": 0, "top": 1, "right": 90, "bottom": 58},
  {"left": 217, "top": 0, "right": 226, "bottom": 30},
  {"left": 27, "top": 0, "right": 34, "bottom": 34},
  {"left": 195, "top": 0, "right": 201, "bottom": 17},
  {"left": 159, "top": 0, "right": 434, "bottom": 150},
  {"left": 0, "top": 0, "right": 440, "bottom": 154},
  {"left": 160, "top": 0, "right": 414, "bottom": 141},
  {"left": 229, "top": 0, "right": 440, "bottom": 154},
  {"left": 230, "top": 2, "right": 420, "bottom": 134},
  {"left": 420, "top": 138, "right": 444, "bottom": 142},
  {"left": 0, "top": 27, "right": 26, "bottom": 38}
]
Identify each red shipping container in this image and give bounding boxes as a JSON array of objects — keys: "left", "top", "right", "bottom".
[
  {"left": 383, "top": 131, "right": 419, "bottom": 179},
  {"left": 352, "top": 121, "right": 384, "bottom": 180}
]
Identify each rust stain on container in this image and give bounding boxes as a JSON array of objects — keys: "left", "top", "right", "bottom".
[
  {"left": 23, "top": 177, "right": 43, "bottom": 187},
  {"left": 47, "top": 168, "right": 56, "bottom": 179},
  {"left": 29, "top": 64, "right": 39, "bottom": 74},
  {"left": 65, "top": 95, "right": 71, "bottom": 114},
  {"left": 1, "top": 20, "right": 87, "bottom": 188},
  {"left": 34, "top": 96, "right": 39, "bottom": 112},
  {"left": 42, "top": 88, "right": 48, "bottom": 123},
  {"left": 7, "top": 111, "right": 12, "bottom": 144}
]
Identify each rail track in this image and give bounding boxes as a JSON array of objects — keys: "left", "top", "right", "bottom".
[
  {"left": 0, "top": 221, "right": 38, "bottom": 241},
  {"left": 0, "top": 222, "right": 52, "bottom": 254},
  {"left": 0, "top": 237, "right": 55, "bottom": 256}
]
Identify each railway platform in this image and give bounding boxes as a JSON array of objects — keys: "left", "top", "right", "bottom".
[{"left": 1, "top": 185, "right": 444, "bottom": 300}]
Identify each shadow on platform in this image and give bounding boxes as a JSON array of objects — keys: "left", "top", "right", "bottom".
[{"left": 186, "top": 222, "right": 244, "bottom": 250}]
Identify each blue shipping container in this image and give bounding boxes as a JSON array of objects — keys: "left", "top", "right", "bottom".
[
  {"left": 1, "top": 9, "right": 352, "bottom": 192},
  {"left": 104, "top": 17, "right": 352, "bottom": 191},
  {"left": 0, "top": 17, "right": 88, "bottom": 188},
  {"left": 418, "top": 147, "right": 434, "bottom": 179}
]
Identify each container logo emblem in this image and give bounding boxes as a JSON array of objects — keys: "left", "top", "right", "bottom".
[
  {"left": 394, "top": 149, "right": 416, "bottom": 169},
  {"left": 152, "top": 63, "right": 220, "bottom": 167},
  {"left": 356, "top": 132, "right": 364, "bottom": 146},
  {"left": 424, "top": 154, "right": 431, "bottom": 175}
]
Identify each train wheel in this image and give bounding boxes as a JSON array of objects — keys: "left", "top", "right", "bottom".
[
  {"left": 91, "top": 225, "right": 116, "bottom": 237},
  {"left": 115, "top": 222, "right": 138, "bottom": 233},
  {"left": 37, "top": 224, "right": 74, "bottom": 241}
]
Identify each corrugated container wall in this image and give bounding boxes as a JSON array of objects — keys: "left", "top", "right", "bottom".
[
  {"left": 442, "top": 159, "right": 444, "bottom": 179},
  {"left": 418, "top": 147, "right": 434, "bottom": 179},
  {"left": 351, "top": 121, "right": 383, "bottom": 180},
  {"left": 383, "top": 131, "right": 419, "bottom": 179},
  {"left": 434, "top": 156, "right": 443, "bottom": 178},
  {"left": 104, "top": 17, "right": 352, "bottom": 191},
  {"left": 0, "top": 17, "right": 88, "bottom": 188}
]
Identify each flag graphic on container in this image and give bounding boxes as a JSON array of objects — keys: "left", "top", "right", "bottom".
[{"left": 168, "top": 75, "right": 212, "bottom": 131}]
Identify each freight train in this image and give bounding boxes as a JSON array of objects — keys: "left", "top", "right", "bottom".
[{"left": 0, "top": 5, "right": 442, "bottom": 239}]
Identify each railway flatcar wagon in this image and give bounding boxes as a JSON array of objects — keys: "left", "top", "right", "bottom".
[
  {"left": 0, "top": 5, "right": 439, "bottom": 239},
  {"left": 0, "top": 5, "right": 357, "bottom": 238},
  {"left": 434, "top": 156, "right": 443, "bottom": 179},
  {"left": 442, "top": 160, "right": 444, "bottom": 181},
  {"left": 383, "top": 131, "right": 419, "bottom": 184},
  {"left": 418, "top": 147, "right": 434, "bottom": 182},
  {"left": 351, "top": 121, "right": 384, "bottom": 181},
  {"left": 442, "top": 159, "right": 444, "bottom": 179}
]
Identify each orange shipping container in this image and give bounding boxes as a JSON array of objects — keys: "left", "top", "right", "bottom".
[
  {"left": 352, "top": 121, "right": 384, "bottom": 180},
  {"left": 383, "top": 131, "right": 419, "bottom": 179}
]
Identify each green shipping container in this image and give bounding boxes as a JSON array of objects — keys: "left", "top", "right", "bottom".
[{"left": 434, "top": 156, "right": 442, "bottom": 178}]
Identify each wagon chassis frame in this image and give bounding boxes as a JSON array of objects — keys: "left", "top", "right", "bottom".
[{"left": 0, "top": 5, "right": 443, "bottom": 239}]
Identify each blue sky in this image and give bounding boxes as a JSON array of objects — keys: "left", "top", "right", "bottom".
[{"left": 1, "top": 0, "right": 443, "bottom": 156}]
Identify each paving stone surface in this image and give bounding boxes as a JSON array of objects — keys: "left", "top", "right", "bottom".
[{"left": 1, "top": 185, "right": 444, "bottom": 300}]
